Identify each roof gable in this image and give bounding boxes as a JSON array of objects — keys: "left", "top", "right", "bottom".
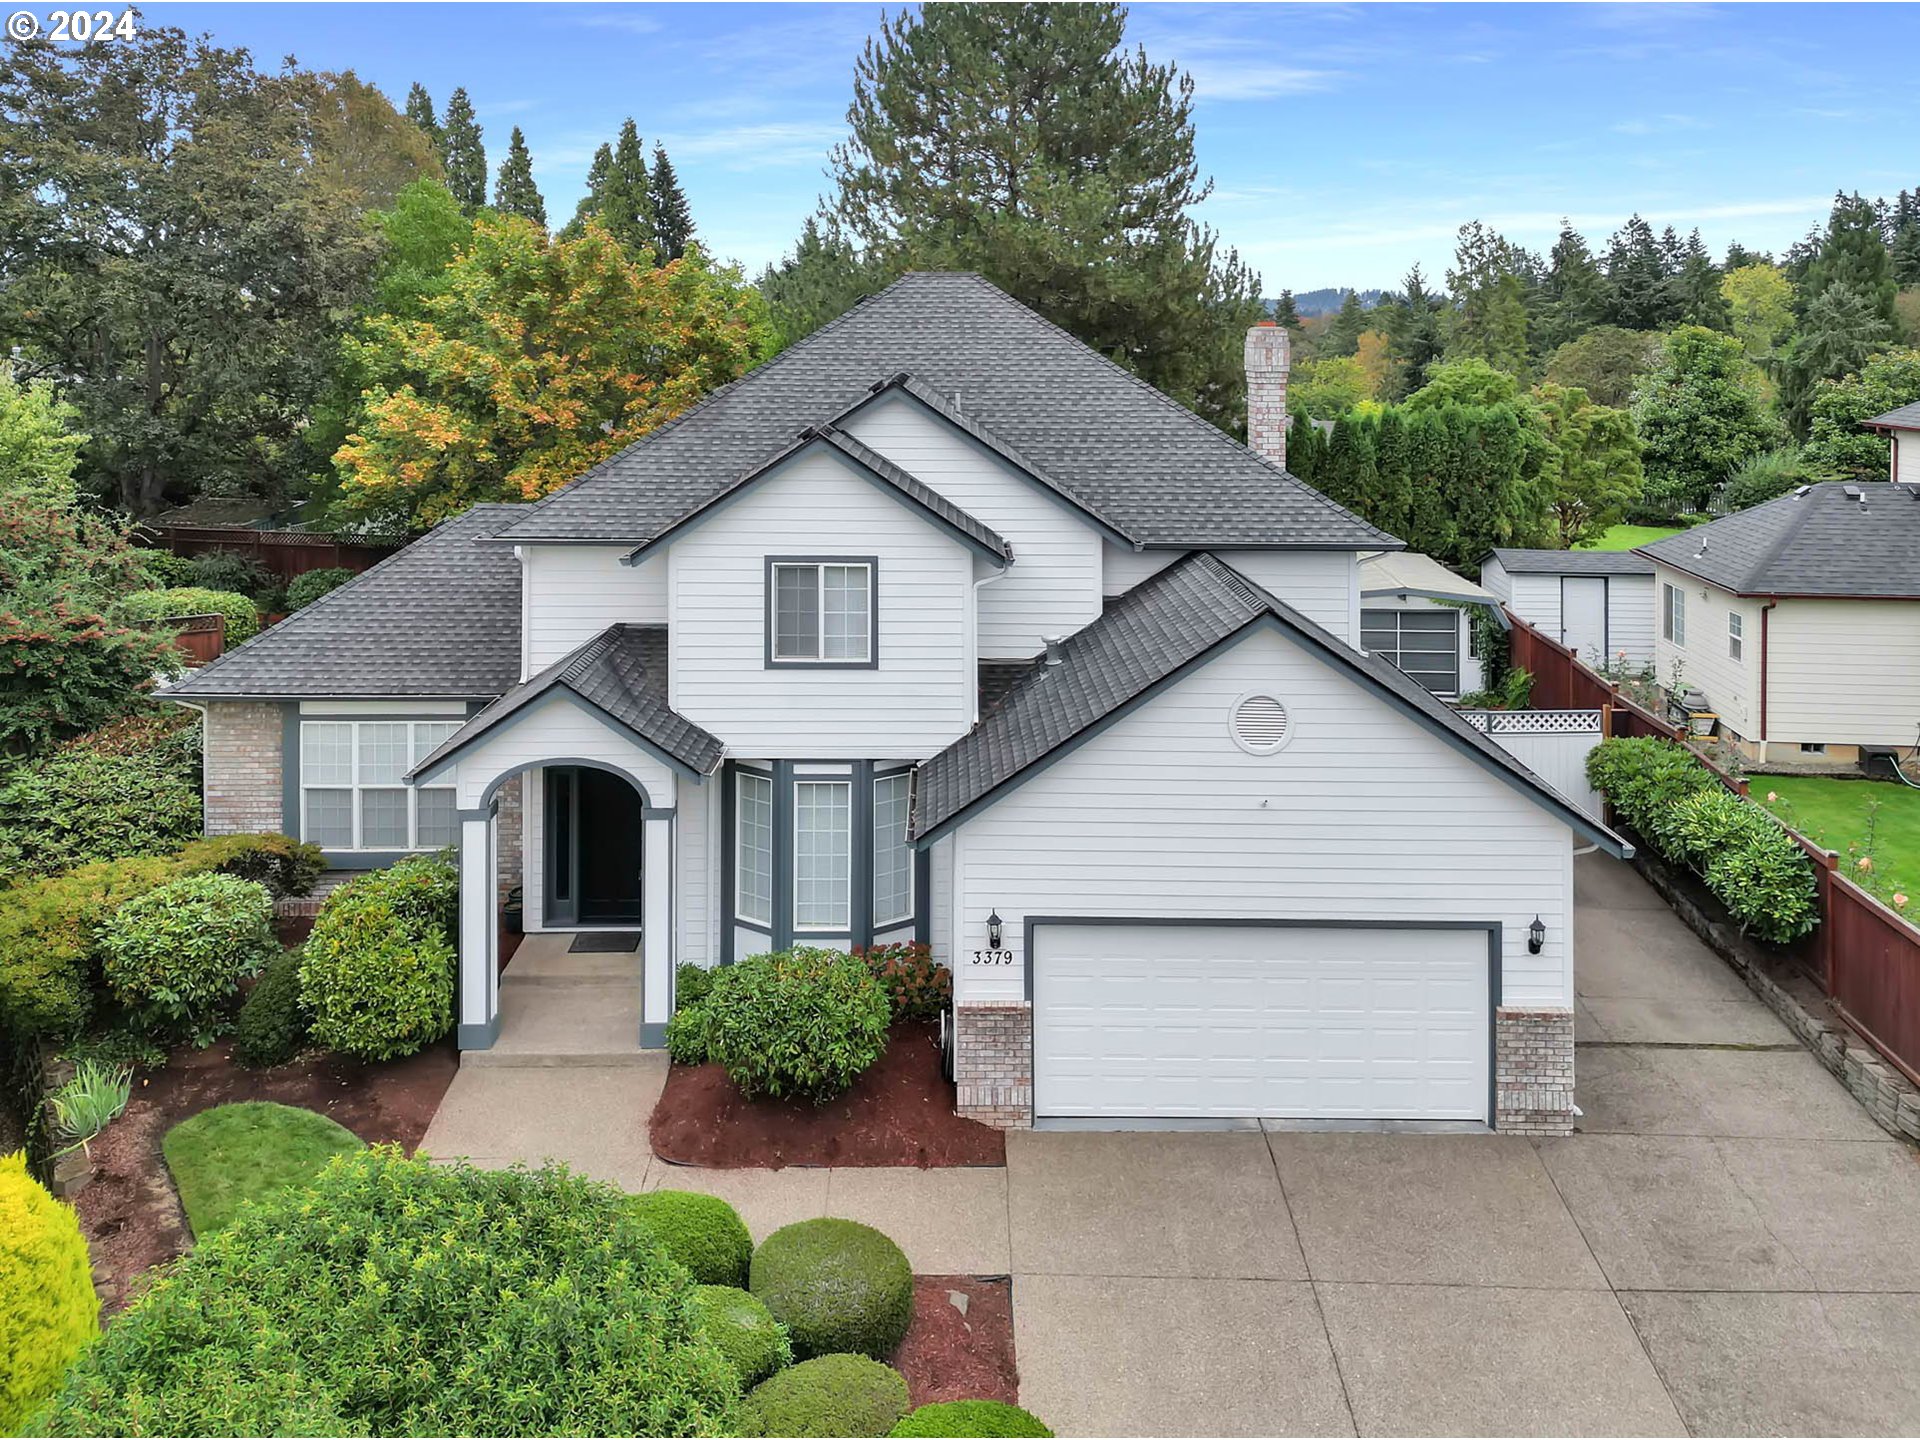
[
  {"left": 1639, "top": 482, "right": 1920, "bottom": 597},
  {"left": 493, "top": 272, "right": 1395, "bottom": 550},
  {"left": 1484, "top": 547, "right": 1654, "bottom": 577}
]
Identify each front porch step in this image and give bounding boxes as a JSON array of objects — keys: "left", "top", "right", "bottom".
[
  {"left": 501, "top": 946, "right": 639, "bottom": 985},
  {"left": 480, "top": 978, "right": 646, "bottom": 1064},
  {"left": 463, "top": 1049, "right": 664, "bottom": 1070}
]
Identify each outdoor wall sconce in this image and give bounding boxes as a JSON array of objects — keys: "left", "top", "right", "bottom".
[
  {"left": 1528, "top": 915, "right": 1546, "bottom": 954},
  {"left": 987, "top": 911, "right": 1004, "bottom": 950}
]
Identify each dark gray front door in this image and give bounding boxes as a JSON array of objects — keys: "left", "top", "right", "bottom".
[{"left": 545, "top": 767, "right": 643, "bottom": 927}]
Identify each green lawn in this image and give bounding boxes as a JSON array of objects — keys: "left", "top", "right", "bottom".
[
  {"left": 163, "top": 1101, "right": 362, "bottom": 1238},
  {"left": 1580, "top": 523, "right": 1684, "bottom": 551},
  {"left": 1761, "top": 776, "right": 1920, "bottom": 900}
]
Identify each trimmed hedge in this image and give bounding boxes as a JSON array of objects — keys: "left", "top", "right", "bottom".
[
  {"left": 750, "top": 1218, "right": 913, "bottom": 1361},
  {"left": 234, "top": 948, "right": 308, "bottom": 1067},
  {"left": 703, "top": 947, "right": 891, "bottom": 1101},
  {"left": 0, "top": 1151, "right": 100, "bottom": 1432},
  {"left": 627, "top": 1189, "right": 754, "bottom": 1287},
  {"left": 98, "top": 872, "right": 278, "bottom": 1042},
  {"left": 1586, "top": 737, "right": 1820, "bottom": 943},
  {"left": 667, "top": 962, "right": 717, "bottom": 1064},
  {"left": 892, "top": 1401, "right": 1055, "bottom": 1438},
  {"left": 178, "top": 831, "right": 324, "bottom": 900},
  {"left": 692, "top": 1284, "right": 792, "bottom": 1386},
  {"left": 742, "top": 1354, "right": 909, "bottom": 1439},
  {"left": 119, "top": 587, "right": 261, "bottom": 645},
  {"left": 286, "top": 567, "right": 356, "bottom": 610},
  {"left": 37, "top": 1149, "right": 744, "bottom": 1436},
  {"left": 300, "top": 856, "right": 458, "bottom": 1060}
]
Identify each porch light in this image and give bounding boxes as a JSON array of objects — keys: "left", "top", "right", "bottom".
[
  {"left": 1528, "top": 915, "right": 1546, "bottom": 955},
  {"left": 987, "top": 911, "right": 1004, "bottom": 950}
]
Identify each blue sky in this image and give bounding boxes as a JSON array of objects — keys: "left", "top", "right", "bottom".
[{"left": 140, "top": 2, "right": 1920, "bottom": 292}]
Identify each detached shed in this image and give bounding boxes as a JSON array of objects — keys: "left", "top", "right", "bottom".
[{"left": 1480, "top": 548, "right": 1655, "bottom": 668}]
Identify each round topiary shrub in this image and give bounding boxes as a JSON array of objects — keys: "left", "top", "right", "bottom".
[
  {"left": 0, "top": 1151, "right": 100, "bottom": 1432},
  {"left": 691, "top": 1284, "right": 792, "bottom": 1386},
  {"left": 299, "top": 856, "right": 457, "bottom": 1060},
  {"left": 36, "top": 1148, "right": 743, "bottom": 1437},
  {"left": 626, "top": 1189, "right": 754, "bottom": 1286},
  {"left": 891, "top": 1400, "right": 1054, "bottom": 1437},
  {"left": 742, "top": 1353, "right": 909, "bottom": 1438},
  {"left": 286, "top": 567, "right": 356, "bottom": 611},
  {"left": 98, "top": 871, "right": 278, "bottom": 1042},
  {"left": 750, "top": 1218, "right": 913, "bottom": 1360},
  {"left": 703, "top": 947, "right": 891, "bottom": 1101},
  {"left": 233, "top": 949, "right": 309, "bottom": 1067}
]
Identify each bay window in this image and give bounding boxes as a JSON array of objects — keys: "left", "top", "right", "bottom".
[
  {"left": 735, "top": 770, "right": 774, "bottom": 925},
  {"left": 872, "top": 771, "right": 913, "bottom": 927},
  {"left": 793, "top": 779, "right": 852, "bottom": 930}
]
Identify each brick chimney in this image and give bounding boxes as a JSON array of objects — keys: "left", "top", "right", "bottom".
[{"left": 1245, "top": 319, "right": 1290, "bottom": 469}]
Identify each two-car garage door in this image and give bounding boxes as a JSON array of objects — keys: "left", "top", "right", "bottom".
[{"left": 1032, "top": 921, "right": 1493, "bottom": 1122}]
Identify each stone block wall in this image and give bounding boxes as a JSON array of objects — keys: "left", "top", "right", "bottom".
[
  {"left": 954, "top": 1002, "right": 1033, "bottom": 1128},
  {"left": 1495, "top": 1007, "right": 1575, "bottom": 1135},
  {"left": 202, "top": 701, "right": 282, "bottom": 834}
]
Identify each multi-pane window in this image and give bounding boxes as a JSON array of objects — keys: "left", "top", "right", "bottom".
[
  {"left": 1361, "top": 608, "right": 1461, "bottom": 696},
  {"left": 770, "top": 561, "right": 872, "bottom": 663},
  {"left": 1662, "top": 583, "right": 1687, "bottom": 646},
  {"left": 300, "top": 720, "right": 459, "bottom": 851},
  {"left": 793, "top": 780, "right": 851, "bottom": 929},
  {"left": 735, "top": 770, "right": 774, "bottom": 925},
  {"left": 1728, "top": 611, "right": 1743, "bottom": 662},
  {"left": 872, "top": 772, "right": 913, "bottom": 928}
]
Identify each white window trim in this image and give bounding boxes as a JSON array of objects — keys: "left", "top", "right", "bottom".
[
  {"left": 299, "top": 719, "right": 457, "bottom": 853},
  {"left": 1663, "top": 583, "right": 1687, "bottom": 646},
  {"left": 872, "top": 771, "right": 914, "bottom": 929},
  {"left": 1728, "top": 610, "right": 1743, "bottom": 662},
  {"left": 735, "top": 770, "right": 774, "bottom": 926},
  {"left": 768, "top": 560, "right": 874, "bottom": 665},
  {"left": 792, "top": 777, "right": 852, "bottom": 932}
]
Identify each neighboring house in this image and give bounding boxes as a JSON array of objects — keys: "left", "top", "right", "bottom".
[
  {"left": 1479, "top": 548, "right": 1656, "bottom": 669},
  {"left": 1863, "top": 401, "right": 1920, "bottom": 485},
  {"left": 1639, "top": 481, "right": 1920, "bottom": 763},
  {"left": 1358, "top": 550, "right": 1502, "bottom": 699},
  {"left": 160, "top": 274, "right": 1625, "bottom": 1134}
]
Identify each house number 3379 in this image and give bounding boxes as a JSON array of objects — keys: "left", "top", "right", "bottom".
[{"left": 971, "top": 948, "right": 1015, "bottom": 965}]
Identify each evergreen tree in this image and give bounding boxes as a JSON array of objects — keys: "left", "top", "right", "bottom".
[
  {"left": 1801, "top": 192, "right": 1899, "bottom": 326},
  {"left": 1777, "top": 284, "right": 1897, "bottom": 436},
  {"left": 1322, "top": 291, "right": 1368, "bottom": 358},
  {"left": 1404, "top": 409, "right": 1457, "bottom": 560},
  {"left": 1386, "top": 264, "right": 1444, "bottom": 396},
  {"left": 650, "top": 144, "right": 694, "bottom": 262},
  {"left": 1271, "top": 289, "right": 1301, "bottom": 330},
  {"left": 1443, "top": 221, "right": 1532, "bottom": 375},
  {"left": 566, "top": 143, "right": 614, "bottom": 237},
  {"left": 758, "top": 216, "right": 885, "bottom": 349},
  {"left": 1631, "top": 326, "right": 1780, "bottom": 512},
  {"left": 492, "top": 126, "right": 546, "bottom": 227},
  {"left": 439, "top": 87, "right": 487, "bottom": 213},
  {"left": 1672, "top": 230, "right": 1730, "bottom": 330},
  {"left": 1321, "top": 413, "right": 1375, "bottom": 511},
  {"left": 1724, "top": 241, "right": 1773, "bottom": 271},
  {"left": 1603, "top": 215, "right": 1674, "bottom": 331},
  {"left": 802, "top": 2, "right": 1267, "bottom": 431},
  {"left": 1534, "top": 222, "right": 1609, "bottom": 357},
  {"left": 404, "top": 82, "right": 439, "bottom": 147},
  {"left": 1370, "top": 406, "right": 1413, "bottom": 539}
]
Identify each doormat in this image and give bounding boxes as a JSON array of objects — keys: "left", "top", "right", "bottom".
[{"left": 569, "top": 932, "right": 641, "bottom": 953}]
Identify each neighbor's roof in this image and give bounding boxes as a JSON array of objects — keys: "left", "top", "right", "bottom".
[
  {"left": 1484, "top": 547, "right": 1655, "bottom": 577},
  {"left": 1862, "top": 400, "right": 1920, "bottom": 432},
  {"left": 492, "top": 272, "right": 1397, "bottom": 551},
  {"left": 910, "top": 553, "right": 1628, "bottom": 856},
  {"left": 1361, "top": 550, "right": 1499, "bottom": 604},
  {"left": 158, "top": 505, "right": 525, "bottom": 700},
  {"left": 409, "top": 624, "right": 723, "bottom": 783},
  {"left": 1638, "top": 481, "right": 1920, "bottom": 598}
]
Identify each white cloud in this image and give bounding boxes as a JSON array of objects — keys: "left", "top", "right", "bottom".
[
  {"left": 574, "top": 12, "right": 662, "bottom": 37},
  {"left": 654, "top": 121, "right": 846, "bottom": 172}
]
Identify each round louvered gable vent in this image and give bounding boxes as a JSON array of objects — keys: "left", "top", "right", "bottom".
[{"left": 1230, "top": 693, "right": 1291, "bottom": 754}]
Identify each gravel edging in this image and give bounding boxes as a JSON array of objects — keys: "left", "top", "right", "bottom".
[{"left": 1628, "top": 840, "right": 1920, "bottom": 1144}]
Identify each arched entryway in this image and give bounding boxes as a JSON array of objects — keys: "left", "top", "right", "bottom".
[{"left": 543, "top": 765, "right": 647, "bottom": 928}]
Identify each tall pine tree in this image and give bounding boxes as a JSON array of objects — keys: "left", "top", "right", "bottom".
[
  {"left": 1271, "top": 289, "right": 1301, "bottom": 330},
  {"left": 439, "top": 87, "right": 487, "bottom": 213},
  {"left": 492, "top": 126, "right": 546, "bottom": 227},
  {"left": 650, "top": 144, "right": 694, "bottom": 261},
  {"left": 1603, "top": 215, "right": 1674, "bottom": 331},
  {"left": 566, "top": 120, "right": 656, "bottom": 257},
  {"left": 1535, "top": 223, "right": 1608, "bottom": 356},
  {"left": 1801, "top": 191, "right": 1898, "bottom": 326},
  {"left": 404, "top": 82, "right": 439, "bottom": 148},
  {"left": 1672, "top": 230, "right": 1730, "bottom": 330}
]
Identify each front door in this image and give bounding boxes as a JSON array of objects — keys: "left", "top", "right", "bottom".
[
  {"left": 1560, "top": 576, "right": 1608, "bottom": 665},
  {"left": 545, "top": 767, "right": 644, "bottom": 927}
]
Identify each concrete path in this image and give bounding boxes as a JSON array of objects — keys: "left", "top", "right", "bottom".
[{"left": 420, "top": 856, "right": 1920, "bottom": 1436}]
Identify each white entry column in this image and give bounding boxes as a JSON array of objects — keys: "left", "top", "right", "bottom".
[
  {"left": 457, "top": 806, "right": 499, "bottom": 1049},
  {"left": 641, "top": 811, "right": 674, "bottom": 1046}
]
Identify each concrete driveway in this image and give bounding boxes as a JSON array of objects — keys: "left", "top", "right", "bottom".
[{"left": 423, "top": 854, "right": 1920, "bottom": 1436}]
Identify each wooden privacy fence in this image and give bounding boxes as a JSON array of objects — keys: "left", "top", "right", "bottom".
[
  {"left": 145, "top": 524, "right": 399, "bottom": 582},
  {"left": 144, "top": 613, "right": 226, "bottom": 667},
  {"left": 1507, "top": 607, "right": 1920, "bottom": 1085}
]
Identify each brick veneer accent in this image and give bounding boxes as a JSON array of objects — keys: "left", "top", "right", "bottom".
[
  {"left": 202, "top": 701, "right": 282, "bottom": 834},
  {"left": 1495, "top": 1007, "right": 1575, "bottom": 1136},
  {"left": 494, "top": 777, "right": 524, "bottom": 903},
  {"left": 954, "top": 1002, "right": 1033, "bottom": 1129},
  {"left": 1244, "top": 321, "right": 1290, "bottom": 470}
]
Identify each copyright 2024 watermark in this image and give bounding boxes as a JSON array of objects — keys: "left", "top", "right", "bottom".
[{"left": 8, "top": 8, "right": 140, "bottom": 42}]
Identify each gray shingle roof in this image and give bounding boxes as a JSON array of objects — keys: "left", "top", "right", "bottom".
[
  {"left": 1638, "top": 482, "right": 1920, "bottom": 597},
  {"left": 911, "top": 553, "right": 1626, "bottom": 855},
  {"left": 1485, "top": 547, "right": 1654, "bottom": 577},
  {"left": 1863, "top": 400, "right": 1920, "bottom": 431},
  {"left": 494, "top": 272, "right": 1396, "bottom": 550},
  {"left": 159, "top": 505, "right": 525, "bottom": 700},
  {"left": 410, "top": 624, "right": 722, "bottom": 782}
]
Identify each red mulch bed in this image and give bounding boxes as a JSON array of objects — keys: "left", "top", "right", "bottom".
[
  {"left": 893, "top": 1275, "right": 1019, "bottom": 1408},
  {"left": 72, "top": 1037, "right": 458, "bottom": 1315},
  {"left": 649, "top": 1020, "right": 1005, "bottom": 1169}
]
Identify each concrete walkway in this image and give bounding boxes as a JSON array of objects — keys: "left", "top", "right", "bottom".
[{"left": 421, "top": 856, "right": 1920, "bottom": 1436}]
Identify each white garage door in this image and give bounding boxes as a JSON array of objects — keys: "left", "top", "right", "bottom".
[{"left": 1033, "top": 922, "right": 1492, "bottom": 1121}]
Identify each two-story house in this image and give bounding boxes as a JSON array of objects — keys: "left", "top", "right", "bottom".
[{"left": 161, "top": 273, "right": 1624, "bottom": 1134}]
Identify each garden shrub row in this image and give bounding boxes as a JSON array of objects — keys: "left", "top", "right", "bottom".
[{"left": 1586, "top": 737, "right": 1820, "bottom": 943}]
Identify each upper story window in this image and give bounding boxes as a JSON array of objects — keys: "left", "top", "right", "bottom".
[
  {"left": 301, "top": 720, "right": 458, "bottom": 852},
  {"left": 768, "top": 558, "right": 875, "bottom": 667},
  {"left": 1662, "top": 582, "right": 1687, "bottom": 646}
]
